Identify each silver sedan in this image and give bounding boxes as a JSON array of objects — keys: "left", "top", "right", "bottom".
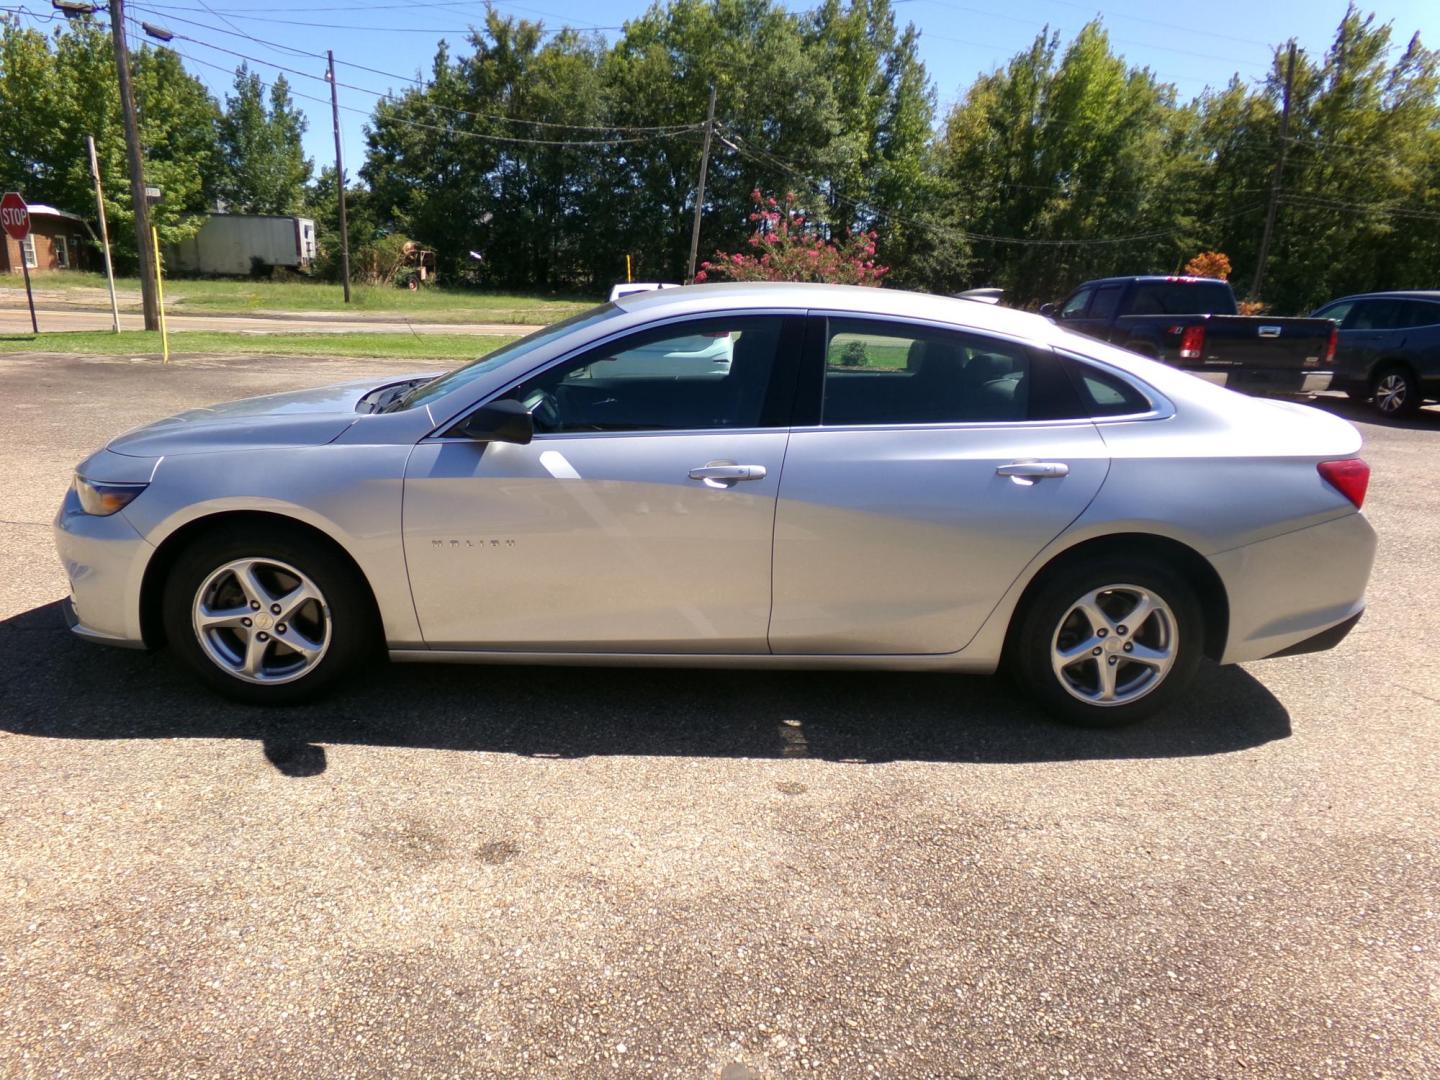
[{"left": 54, "top": 283, "right": 1377, "bottom": 726}]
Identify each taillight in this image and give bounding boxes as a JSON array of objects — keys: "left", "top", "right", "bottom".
[
  {"left": 1324, "top": 323, "right": 1338, "bottom": 365},
  {"left": 1318, "top": 458, "right": 1369, "bottom": 509},
  {"left": 1178, "top": 324, "right": 1205, "bottom": 360}
]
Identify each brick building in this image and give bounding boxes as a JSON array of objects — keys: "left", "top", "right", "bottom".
[{"left": 1, "top": 204, "right": 94, "bottom": 275}]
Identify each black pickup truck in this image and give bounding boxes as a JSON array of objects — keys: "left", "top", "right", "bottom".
[{"left": 1041, "top": 276, "right": 1337, "bottom": 396}]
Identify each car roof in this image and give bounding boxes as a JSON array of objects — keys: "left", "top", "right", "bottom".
[
  {"left": 613, "top": 281, "right": 1060, "bottom": 344},
  {"left": 1321, "top": 290, "right": 1440, "bottom": 304},
  {"left": 1076, "top": 275, "right": 1229, "bottom": 288}
]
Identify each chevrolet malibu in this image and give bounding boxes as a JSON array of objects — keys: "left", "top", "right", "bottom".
[{"left": 55, "top": 283, "right": 1377, "bottom": 726}]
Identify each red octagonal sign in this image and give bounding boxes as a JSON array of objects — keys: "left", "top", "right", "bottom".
[{"left": 1, "top": 191, "right": 30, "bottom": 241}]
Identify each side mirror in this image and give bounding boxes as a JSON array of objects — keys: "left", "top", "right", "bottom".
[
  {"left": 1038, "top": 302, "right": 1057, "bottom": 319},
  {"left": 447, "top": 398, "right": 534, "bottom": 445}
]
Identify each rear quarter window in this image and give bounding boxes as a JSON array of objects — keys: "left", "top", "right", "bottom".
[{"left": 1066, "top": 362, "right": 1154, "bottom": 417}]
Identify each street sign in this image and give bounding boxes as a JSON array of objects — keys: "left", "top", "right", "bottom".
[
  {"left": 2, "top": 191, "right": 38, "bottom": 333},
  {"left": 1, "top": 191, "right": 30, "bottom": 240}
]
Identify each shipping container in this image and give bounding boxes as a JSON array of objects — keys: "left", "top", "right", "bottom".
[{"left": 166, "top": 214, "right": 316, "bottom": 277}]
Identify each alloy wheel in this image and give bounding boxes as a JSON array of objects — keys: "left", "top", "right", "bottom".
[
  {"left": 191, "top": 557, "right": 331, "bottom": 685},
  {"left": 1050, "top": 584, "right": 1177, "bottom": 707},
  {"left": 1374, "top": 372, "right": 1408, "bottom": 415}
]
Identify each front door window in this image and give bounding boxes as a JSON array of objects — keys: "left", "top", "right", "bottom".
[{"left": 501, "top": 316, "right": 791, "bottom": 433}]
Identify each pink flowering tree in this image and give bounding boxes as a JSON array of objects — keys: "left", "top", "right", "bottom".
[{"left": 695, "top": 190, "right": 888, "bottom": 286}]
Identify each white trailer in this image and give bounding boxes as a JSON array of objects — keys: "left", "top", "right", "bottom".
[{"left": 166, "top": 214, "right": 316, "bottom": 276}]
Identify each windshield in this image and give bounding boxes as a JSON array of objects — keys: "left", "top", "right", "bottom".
[{"left": 387, "top": 303, "right": 621, "bottom": 411}]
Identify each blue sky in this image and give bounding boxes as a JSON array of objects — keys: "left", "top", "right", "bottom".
[{"left": 25, "top": 1, "right": 1440, "bottom": 182}]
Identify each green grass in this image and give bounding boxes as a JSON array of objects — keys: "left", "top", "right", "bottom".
[
  {"left": 0, "top": 272, "right": 597, "bottom": 325},
  {"left": 826, "top": 339, "right": 913, "bottom": 371},
  {"left": 0, "top": 330, "right": 516, "bottom": 360}
]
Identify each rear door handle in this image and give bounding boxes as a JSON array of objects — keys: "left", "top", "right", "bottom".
[
  {"left": 689, "top": 463, "right": 768, "bottom": 488},
  {"left": 996, "top": 461, "right": 1070, "bottom": 480}
]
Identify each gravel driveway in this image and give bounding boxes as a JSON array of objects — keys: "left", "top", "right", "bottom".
[{"left": 1, "top": 352, "right": 1436, "bottom": 1078}]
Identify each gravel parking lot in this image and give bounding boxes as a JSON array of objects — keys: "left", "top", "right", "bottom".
[{"left": 1, "top": 351, "right": 1436, "bottom": 1078}]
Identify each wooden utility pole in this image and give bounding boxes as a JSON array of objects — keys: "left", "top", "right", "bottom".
[
  {"left": 327, "top": 51, "right": 352, "bottom": 303},
  {"left": 1251, "top": 40, "right": 1297, "bottom": 303},
  {"left": 686, "top": 85, "right": 717, "bottom": 284},
  {"left": 86, "top": 136, "right": 122, "bottom": 333},
  {"left": 107, "top": 0, "right": 160, "bottom": 330}
]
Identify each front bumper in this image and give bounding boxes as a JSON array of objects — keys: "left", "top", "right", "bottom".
[
  {"left": 53, "top": 486, "right": 153, "bottom": 648},
  {"left": 1211, "top": 510, "right": 1376, "bottom": 664}
]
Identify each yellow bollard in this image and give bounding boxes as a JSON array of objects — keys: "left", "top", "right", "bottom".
[{"left": 151, "top": 225, "right": 170, "bottom": 365}]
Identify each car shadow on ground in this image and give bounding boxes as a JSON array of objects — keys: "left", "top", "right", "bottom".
[
  {"left": 1, "top": 601, "right": 1291, "bottom": 775},
  {"left": 1310, "top": 393, "right": 1440, "bottom": 430}
]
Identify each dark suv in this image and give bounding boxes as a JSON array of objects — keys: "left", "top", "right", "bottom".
[{"left": 1311, "top": 291, "right": 1440, "bottom": 416}]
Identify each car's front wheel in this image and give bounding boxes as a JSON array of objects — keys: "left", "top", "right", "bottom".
[
  {"left": 162, "top": 527, "right": 377, "bottom": 703},
  {"left": 1010, "top": 556, "right": 1204, "bottom": 727}
]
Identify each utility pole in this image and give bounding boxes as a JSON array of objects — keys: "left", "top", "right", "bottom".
[
  {"left": 107, "top": 0, "right": 160, "bottom": 330},
  {"left": 1251, "top": 40, "right": 1297, "bottom": 303},
  {"left": 686, "top": 84, "right": 717, "bottom": 284},
  {"left": 86, "top": 135, "right": 122, "bottom": 333},
  {"left": 327, "top": 50, "right": 352, "bottom": 303}
]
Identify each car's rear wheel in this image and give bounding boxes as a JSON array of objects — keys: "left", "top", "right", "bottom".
[
  {"left": 162, "top": 528, "right": 377, "bottom": 703},
  {"left": 1371, "top": 365, "right": 1421, "bottom": 417},
  {"left": 1010, "top": 556, "right": 1203, "bottom": 727}
]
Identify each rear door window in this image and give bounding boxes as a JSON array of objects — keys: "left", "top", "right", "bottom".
[
  {"left": 1400, "top": 300, "right": 1440, "bottom": 328},
  {"left": 1344, "top": 299, "right": 1406, "bottom": 331},
  {"left": 819, "top": 320, "right": 1085, "bottom": 425}
]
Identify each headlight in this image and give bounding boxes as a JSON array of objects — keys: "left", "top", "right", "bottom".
[{"left": 73, "top": 475, "right": 148, "bottom": 516}]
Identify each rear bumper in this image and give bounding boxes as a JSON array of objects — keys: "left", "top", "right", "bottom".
[
  {"left": 1193, "top": 368, "right": 1333, "bottom": 395},
  {"left": 1211, "top": 511, "right": 1376, "bottom": 664},
  {"left": 1260, "top": 609, "right": 1363, "bottom": 659}
]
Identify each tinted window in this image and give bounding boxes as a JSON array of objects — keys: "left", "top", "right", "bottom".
[
  {"left": 1067, "top": 363, "right": 1153, "bottom": 417},
  {"left": 396, "top": 304, "right": 621, "bottom": 411},
  {"left": 1087, "top": 285, "right": 1124, "bottom": 320},
  {"left": 1060, "top": 288, "right": 1093, "bottom": 318},
  {"left": 1344, "top": 299, "right": 1407, "bottom": 331},
  {"left": 503, "top": 316, "right": 790, "bottom": 433},
  {"left": 820, "top": 320, "right": 1083, "bottom": 425},
  {"left": 1128, "top": 282, "right": 1236, "bottom": 316},
  {"left": 1400, "top": 299, "right": 1440, "bottom": 328},
  {"left": 1314, "top": 300, "right": 1355, "bottom": 324}
]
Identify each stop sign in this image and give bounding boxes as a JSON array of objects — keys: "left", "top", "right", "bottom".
[{"left": 1, "top": 192, "right": 30, "bottom": 241}]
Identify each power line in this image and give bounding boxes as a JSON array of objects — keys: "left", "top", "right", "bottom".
[
  {"left": 137, "top": 18, "right": 700, "bottom": 133},
  {"left": 719, "top": 130, "right": 1265, "bottom": 248},
  {"left": 167, "top": 43, "right": 702, "bottom": 147},
  {"left": 133, "top": 1, "right": 623, "bottom": 35},
  {"left": 1281, "top": 192, "right": 1440, "bottom": 222}
]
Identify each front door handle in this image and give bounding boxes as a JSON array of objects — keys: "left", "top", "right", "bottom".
[
  {"left": 689, "top": 462, "right": 768, "bottom": 488},
  {"left": 996, "top": 461, "right": 1070, "bottom": 480}
]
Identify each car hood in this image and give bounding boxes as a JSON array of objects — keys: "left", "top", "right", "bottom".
[{"left": 105, "top": 374, "right": 429, "bottom": 458}]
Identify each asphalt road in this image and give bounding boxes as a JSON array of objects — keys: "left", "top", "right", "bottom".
[{"left": 1, "top": 352, "right": 1436, "bottom": 1078}]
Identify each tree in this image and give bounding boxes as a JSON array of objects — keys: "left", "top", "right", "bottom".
[
  {"left": 697, "top": 189, "right": 887, "bottom": 283},
  {"left": 0, "top": 16, "right": 219, "bottom": 269},
  {"left": 1183, "top": 251, "right": 1232, "bottom": 279},
  {"left": 217, "top": 66, "right": 311, "bottom": 215}
]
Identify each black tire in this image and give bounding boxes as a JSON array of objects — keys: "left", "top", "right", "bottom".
[
  {"left": 162, "top": 525, "right": 379, "bottom": 704},
  {"left": 1371, "top": 364, "right": 1422, "bottom": 417},
  {"left": 1008, "top": 554, "right": 1204, "bottom": 728}
]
